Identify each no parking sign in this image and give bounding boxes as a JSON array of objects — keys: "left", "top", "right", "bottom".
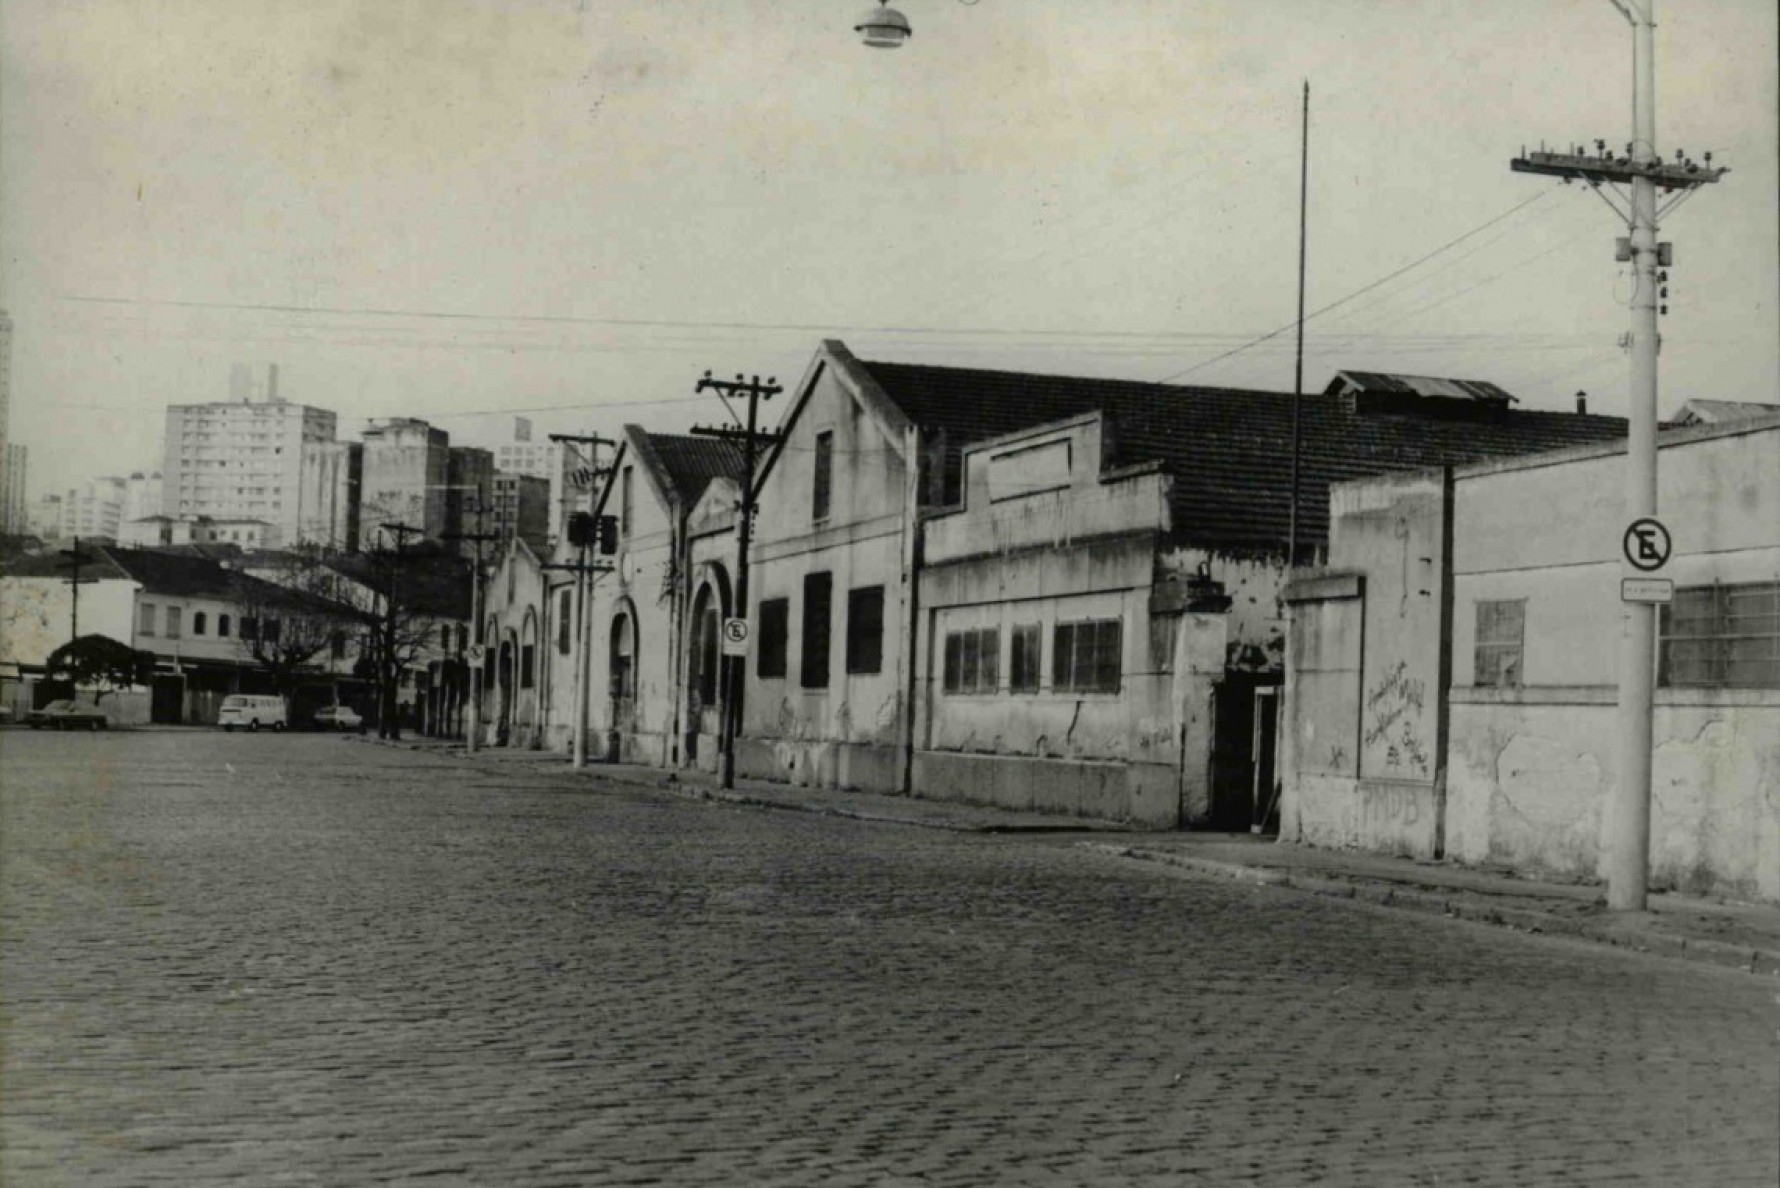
[{"left": 720, "top": 617, "right": 750, "bottom": 656}]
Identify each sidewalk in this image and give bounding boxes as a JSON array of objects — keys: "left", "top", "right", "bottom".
[{"left": 359, "top": 735, "right": 1780, "bottom": 979}]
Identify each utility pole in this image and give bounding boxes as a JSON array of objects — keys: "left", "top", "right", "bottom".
[
  {"left": 444, "top": 497, "right": 499, "bottom": 753},
  {"left": 1511, "top": 0, "right": 1726, "bottom": 911},
  {"left": 375, "top": 523, "right": 424, "bottom": 741},
  {"left": 548, "top": 433, "right": 616, "bottom": 769},
  {"left": 58, "top": 536, "right": 98, "bottom": 645},
  {"left": 692, "top": 371, "right": 782, "bottom": 790}
]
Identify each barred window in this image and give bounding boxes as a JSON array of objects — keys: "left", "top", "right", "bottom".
[
  {"left": 801, "top": 573, "right": 832, "bottom": 689},
  {"left": 1053, "top": 618, "right": 1122, "bottom": 695},
  {"left": 1474, "top": 600, "right": 1526, "bottom": 687},
  {"left": 846, "top": 586, "right": 884, "bottom": 675},
  {"left": 758, "top": 598, "right": 790, "bottom": 679},
  {"left": 943, "top": 627, "right": 1000, "bottom": 695},
  {"left": 1009, "top": 623, "right": 1042, "bottom": 694},
  {"left": 1660, "top": 582, "right": 1780, "bottom": 688}
]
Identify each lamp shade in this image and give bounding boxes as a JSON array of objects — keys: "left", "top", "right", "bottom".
[{"left": 855, "top": 3, "right": 912, "bottom": 48}]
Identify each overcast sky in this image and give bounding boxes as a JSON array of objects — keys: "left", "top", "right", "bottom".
[{"left": 4, "top": 0, "right": 1775, "bottom": 498}]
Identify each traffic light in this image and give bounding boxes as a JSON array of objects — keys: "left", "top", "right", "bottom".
[
  {"left": 597, "top": 515, "right": 619, "bottom": 555},
  {"left": 567, "top": 512, "right": 596, "bottom": 548}
]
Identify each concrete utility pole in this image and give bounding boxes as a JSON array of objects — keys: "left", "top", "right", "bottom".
[
  {"left": 692, "top": 372, "right": 782, "bottom": 790},
  {"left": 548, "top": 433, "right": 616, "bottom": 769},
  {"left": 1511, "top": 0, "right": 1725, "bottom": 911}
]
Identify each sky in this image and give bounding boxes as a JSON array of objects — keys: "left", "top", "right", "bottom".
[{"left": 3, "top": 0, "right": 1776, "bottom": 499}]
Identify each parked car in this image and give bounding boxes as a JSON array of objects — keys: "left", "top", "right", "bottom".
[
  {"left": 312, "top": 704, "right": 364, "bottom": 732},
  {"left": 27, "top": 699, "right": 110, "bottom": 731},
  {"left": 218, "top": 694, "right": 287, "bottom": 732}
]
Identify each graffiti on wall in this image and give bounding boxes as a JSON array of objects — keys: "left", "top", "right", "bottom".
[{"left": 1363, "top": 659, "right": 1430, "bottom": 777}]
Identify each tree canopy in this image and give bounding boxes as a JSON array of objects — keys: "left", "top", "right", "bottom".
[{"left": 44, "top": 634, "right": 156, "bottom": 701}]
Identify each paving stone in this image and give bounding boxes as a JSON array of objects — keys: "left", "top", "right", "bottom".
[{"left": 3, "top": 731, "right": 1777, "bottom": 1186}]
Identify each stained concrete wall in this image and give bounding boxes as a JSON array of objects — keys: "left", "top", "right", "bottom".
[
  {"left": 739, "top": 359, "right": 911, "bottom": 790},
  {"left": 1281, "top": 469, "right": 1448, "bottom": 858},
  {"left": 1442, "top": 420, "right": 1780, "bottom": 901},
  {"left": 0, "top": 577, "right": 139, "bottom": 666},
  {"left": 1287, "top": 418, "right": 1780, "bottom": 901}
]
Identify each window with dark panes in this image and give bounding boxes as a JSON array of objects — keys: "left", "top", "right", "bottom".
[
  {"left": 558, "top": 589, "right": 572, "bottom": 653},
  {"left": 521, "top": 644, "right": 536, "bottom": 689},
  {"left": 1010, "top": 623, "right": 1042, "bottom": 693},
  {"left": 801, "top": 572, "right": 833, "bottom": 688},
  {"left": 1474, "top": 600, "right": 1526, "bottom": 687},
  {"left": 218, "top": 614, "right": 231, "bottom": 639},
  {"left": 193, "top": 611, "right": 208, "bottom": 636},
  {"left": 943, "top": 626, "right": 1000, "bottom": 694},
  {"left": 263, "top": 619, "right": 281, "bottom": 644},
  {"left": 758, "top": 598, "right": 789, "bottom": 679},
  {"left": 1660, "top": 581, "right": 1780, "bottom": 688},
  {"left": 846, "top": 586, "right": 885, "bottom": 674},
  {"left": 620, "top": 465, "right": 634, "bottom": 536},
  {"left": 813, "top": 431, "right": 834, "bottom": 521},
  {"left": 696, "top": 606, "right": 719, "bottom": 705},
  {"left": 240, "top": 615, "right": 257, "bottom": 642},
  {"left": 1053, "top": 618, "right": 1122, "bottom": 694}
]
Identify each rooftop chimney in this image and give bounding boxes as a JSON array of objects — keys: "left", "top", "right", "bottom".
[{"left": 1575, "top": 390, "right": 1588, "bottom": 415}]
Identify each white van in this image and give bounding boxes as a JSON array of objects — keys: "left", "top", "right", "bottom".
[{"left": 218, "top": 695, "right": 287, "bottom": 732}]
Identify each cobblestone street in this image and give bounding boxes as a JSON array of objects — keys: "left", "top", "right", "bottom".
[{"left": 3, "top": 731, "right": 1776, "bottom": 1187}]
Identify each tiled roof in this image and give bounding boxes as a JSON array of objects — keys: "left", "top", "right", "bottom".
[
  {"left": 1, "top": 547, "right": 131, "bottom": 582},
  {"left": 635, "top": 430, "right": 749, "bottom": 505},
  {"left": 103, "top": 546, "right": 280, "bottom": 600},
  {"left": 859, "top": 359, "right": 1628, "bottom": 553}
]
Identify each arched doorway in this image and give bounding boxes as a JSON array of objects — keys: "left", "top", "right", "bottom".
[
  {"left": 517, "top": 607, "right": 540, "bottom": 746},
  {"left": 608, "top": 607, "right": 637, "bottom": 762},
  {"left": 685, "top": 568, "right": 730, "bottom": 768}
]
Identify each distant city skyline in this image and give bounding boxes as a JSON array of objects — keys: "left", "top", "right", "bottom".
[{"left": 4, "top": 1, "right": 1775, "bottom": 500}]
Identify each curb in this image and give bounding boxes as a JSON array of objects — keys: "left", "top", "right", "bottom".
[{"left": 1083, "top": 843, "right": 1780, "bottom": 979}]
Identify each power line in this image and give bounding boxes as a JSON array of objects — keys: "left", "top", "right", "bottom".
[{"left": 1153, "top": 190, "right": 1555, "bottom": 383}]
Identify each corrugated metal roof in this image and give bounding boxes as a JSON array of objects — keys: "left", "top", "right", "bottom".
[{"left": 1327, "top": 370, "right": 1518, "bottom": 405}]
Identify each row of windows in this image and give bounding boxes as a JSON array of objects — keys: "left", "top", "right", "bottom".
[
  {"left": 943, "top": 619, "right": 1122, "bottom": 696},
  {"left": 754, "top": 578, "right": 883, "bottom": 686},
  {"left": 1474, "top": 581, "right": 1779, "bottom": 690},
  {"left": 139, "top": 603, "right": 233, "bottom": 639}
]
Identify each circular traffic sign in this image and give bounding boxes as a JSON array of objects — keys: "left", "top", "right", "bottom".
[
  {"left": 1622, "top": 517, "right": 1672, "bottom": 572},
  {"left": 722, "top": 617, "right": 749, "bottom": 645}
]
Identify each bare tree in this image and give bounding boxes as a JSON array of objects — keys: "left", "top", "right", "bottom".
[{"left": 231, "top": 549, "right": 365, "bottom": 703}]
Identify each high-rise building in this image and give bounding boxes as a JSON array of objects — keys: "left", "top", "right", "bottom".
[
  {"left": 161, "top": 363, "right": 339, "bottom": 546},
  {"left": 490, "top": 471, "right": 550, "bottom": 549},
  {"left": 61, "top": 475, "right": 128, "bottom": 540},
  {"left": 298, "top": 441, "right": 362, "bottom": 552},
  {"left": 2, "top": 444, "right": 26, "bottom": 535},
  {"left": 121, "top": 470, "right": 163, "bottom": 524},
  {"left": 491, "top": 416, "right": 590, "bottom": 546},
  {"left": 445, "top": 446, "right": 494, "bottom": 555},
  {"left": 0, "top": 311, "right": 16, "bottom": 533},
  {"left": 359, "top": 418, "right": 450, "bottom": 549},
  {"left": 27, "top": 493, "right": 62, "bottom": 541}
]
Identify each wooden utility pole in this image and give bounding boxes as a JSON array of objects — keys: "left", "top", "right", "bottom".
[
  {"left": 58, "top": 537, "right": 99, "bottom": 645},
  {"left": 691, "top": 371, "right": 782, "bottom": 790},
  {"left": 375, "top": 523, "right": 424, "bottom": 740},
  {"left": 548, "top": 433, "right": 616, "bottom": 768},
  {"left": 445, "top": 497, "right": 499, "bottom": 753}
]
